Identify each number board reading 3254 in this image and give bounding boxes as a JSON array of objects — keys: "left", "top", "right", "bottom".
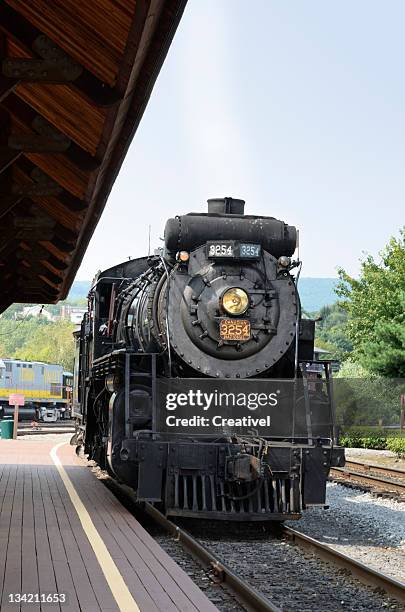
[{"left": 207, "top": 241, "right": 261, "bottom": 260}]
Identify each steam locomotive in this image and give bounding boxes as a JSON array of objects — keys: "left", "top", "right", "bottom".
[{"left": 73, "top": 198, "right": 344, "bottom": 520}]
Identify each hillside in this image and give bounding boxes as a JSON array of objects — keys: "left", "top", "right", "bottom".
[
  {"left": 298, "top": 278, "right": 338, "bottom": 313},
  {"left": 68, "top": 278, "right": 339, "bottom": 313},
  {"left": 67, "top": 280, "right": 91, "bottom": 300}
]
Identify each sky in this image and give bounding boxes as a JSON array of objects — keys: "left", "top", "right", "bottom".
[{"left": 77, "top": 0, "right": 405, "bottom": 280}]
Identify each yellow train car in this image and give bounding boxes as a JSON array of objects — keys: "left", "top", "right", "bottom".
[{"left": 0, "top": 358, "right": 72, "bottom": 421}]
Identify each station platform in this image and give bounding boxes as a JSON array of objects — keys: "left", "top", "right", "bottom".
[{"left": 0, "top": 438, "right": 217, "bottom": 612}]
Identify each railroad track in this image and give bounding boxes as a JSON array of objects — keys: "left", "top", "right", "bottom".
[
  {"left": 103, "top": 475, "right": 276, "bottom": 611},
  {"left": 282, "top": 525, "right": 405, "bottom": 603},
  {"left": 17, "top": 421, "right": 75, "bottom": 436},
  {"left": 330, "top": 460, "right": 405, "bottom": 497},
  {"left": 18, "top": 420, "right": 75, "bottom": 429},
  {"left": 342, "top": 459, "right": 405, "bottom": 480},
  {"left": 103, "top": 476, "right": 405, "bottom": 611}
]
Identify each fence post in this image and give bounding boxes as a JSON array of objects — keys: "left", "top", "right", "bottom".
[{"left": 13, "top": 404, "right": 19, "bottom": 439}]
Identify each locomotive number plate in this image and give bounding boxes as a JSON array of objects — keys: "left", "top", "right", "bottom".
[
  {"left": 220, "top": 319, "right": 251, "bottom": 341},
  {"left": 207, "top": 242, "right": 234, "bottom": 258}
]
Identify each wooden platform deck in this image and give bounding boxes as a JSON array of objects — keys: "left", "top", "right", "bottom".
[{"left": 0, "top": 438, "right": 217, "bottom": 612}]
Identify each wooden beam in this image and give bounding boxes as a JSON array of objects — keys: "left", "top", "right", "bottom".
[
  {"left": 0, "top": 105, "right": 21, "bottom": 173},
  {"left": 1, "top": 227, "right": 55, "bottom": 242},
  {"left": 3, "top": 57, "right": 81, "bottom": 84},
  {"left": 12, "top": 158, "right": 87, "bottom": 217},
  {"left": 0, "top": 5, "right": 121, "bottom": 107},
  {"left": 0, "top": 146, "right": 21, "bottom": 174},
  {"left": 2, "top": 94, "right": 100, "bottom": 172},
  {"left": 19, "top": 263, "right": 62, "bottom": 286},
  {"left": 0, "top": 236, "right": 17, "bottom": 257},
  {"left": 0, "top": 76, "right": 18, "bottom": 103},
  {"left": 8, "top": 132, "right": 70, "bottom": 153},
  {"left": 16, "top": 244, "right": 68, "bottom": 271},
  {"left": 4, "top": 174, "right": 63, "bottom": 198},
  {"left": 13, "top": 215, "right": 55, "bottom": 229},
  {"left": 0, "top": 194, "right": 22, "bottom": 218}
]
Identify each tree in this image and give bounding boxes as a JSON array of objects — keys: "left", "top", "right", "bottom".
[
  {"left": 0, "top": 318, "right": 50, "bottom": 355},
  {"left": 0, "top": 303, "right": 34, "bottom": 320},
  {"left": 0, "top": 317, "right": 75, "bottom": 371},
  {"left": 337, "top": 228, "right": 405, "bottom": 377},
  {"left": 14, "top": 319, "right": 75, "bottom": 371},
  {"left": 315, "top": 303, "right": 352, "bottom": 361},
  {"left": 334, "top": 360, "right": 404, "bottom": 426}
]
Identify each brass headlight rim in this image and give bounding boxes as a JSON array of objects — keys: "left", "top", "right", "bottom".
[{"left": 221, "top": 286, "right": 250, "bottom": 316}]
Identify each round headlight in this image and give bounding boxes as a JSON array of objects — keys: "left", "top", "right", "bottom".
[{"left": 222, "top": 287, "right": 249, "bottom": 315}]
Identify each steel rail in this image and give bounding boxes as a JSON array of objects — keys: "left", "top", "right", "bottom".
[
  {"left": 343, "top": 459, "right": 405, "bottom": 480},
  {"left": 103, "top": 478, "right": 405, "bottom": 608},
  {"left": 330, "top": 467, "right": 405, "bottom": 495},
  {"left": 144, "top": 502, "right": 281, "bottom": 612},
  {"left": 282, "top": 526, "right": 405, "bottom": 603},
  {"left": 17, "top": 428, "right": 75, "bottom": 436},
  {"left": 18, "top": 420, "right": 75, "bottom": 429},
  {"left": 104, "top": 478, "right": 280, "bottom": 612}
]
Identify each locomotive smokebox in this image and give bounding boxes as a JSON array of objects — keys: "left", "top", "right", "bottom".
[
  {"left": 207, "top": 197, "right": 245, "bottom": 215},
  {"left": 164, "top": 197, "right": 297, "bottom": 259}
]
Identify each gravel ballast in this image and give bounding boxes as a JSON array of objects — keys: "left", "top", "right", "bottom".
[
  {"left": 345, "top": 448, "right": 405, "bottom": 471},
  {"left": 287, "top": 481, "right": 405, "bottom": 584},
  {"left": 191, "top": 526, "right": 404, "bottom": 611}
]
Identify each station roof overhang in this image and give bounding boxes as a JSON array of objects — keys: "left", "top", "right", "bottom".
[{"left": 0, "top": 0, "right": 187, "bottom": 314}]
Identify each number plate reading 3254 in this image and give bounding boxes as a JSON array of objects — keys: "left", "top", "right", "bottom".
[
  {"left": 208, "top": 243, "right": 234, "bottom": 257},
  {"left": 220, "top": 319, "right": 251, "bottom": 341},
  {"left": 207, "top": 241, "right": 261, "bottom": 259}
]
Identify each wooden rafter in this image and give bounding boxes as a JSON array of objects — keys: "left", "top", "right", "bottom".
[{"left": 0, "top": 0, "right": 187, "bottom": 313}]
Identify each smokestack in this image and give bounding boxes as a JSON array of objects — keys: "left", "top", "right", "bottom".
[{"left": 207, "top": 197, "right": 245, "bottom": 215}]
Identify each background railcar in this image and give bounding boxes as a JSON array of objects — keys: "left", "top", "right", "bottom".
[{"left": 0, "top": 358, "right": 72, "bottom": 421}]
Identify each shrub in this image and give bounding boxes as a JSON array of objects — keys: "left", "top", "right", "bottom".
[
  {"left": 386, "top": 437, "right": 405, "bottom": 458},
  {"left": 340, "top": 430, "right": 405, "bottom": 453},
  {"left": 340, "top": 434, "right": 387, "bottom": 450}
]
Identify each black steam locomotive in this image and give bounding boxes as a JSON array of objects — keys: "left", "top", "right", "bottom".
[{"left": 73, "top": 198, "right": 344, "bottom": 520}]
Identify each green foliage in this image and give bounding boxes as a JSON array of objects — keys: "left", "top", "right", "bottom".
[
  {"left": 0, "top": 303, "right": 33, "bottom": 320},
  {"left": 0, "top": 294, "right": 87, "bottom": 319},
  {"left": 340, "top": 434, "right": 388, "bottom": 450},
  {"left": 315, "top": 303, "right": 352, "bottom": 361},
  {"left": 334, "top": 368, "right": 404, "bottom": 427},
  {"left": 335, "top": 360, "right": 370, "bottom": 378},
  {"left": 341, "top": 426, "right": 403, "bottom": 437},
  {"left": 0, "top": 318, "right": 75, "bottom": 371},
  {"left": 340, "top": 427, "right": 404, "bottom": 450},
  {"left": 337, "top": 228, "right": 405, "bottom": 377},
  {"left": 386, "top": 437, "right": 405, "bottom": 458},
  {"left": 0, "top": 317, "right": 50, "bottom": 354}
]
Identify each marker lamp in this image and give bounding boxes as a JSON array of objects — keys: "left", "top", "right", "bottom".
[{"left": 177, "top": 251, "right": 190, "bottom": 262}]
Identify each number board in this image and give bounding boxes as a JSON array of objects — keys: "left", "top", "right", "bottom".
[
  {"left": 207, "top": 241, "right": 235, "bottom": 258},
  {"left": 207, "top": 241, "right": 261, "bottom": 260},
  {"left": 239, "top": 243, "right": 261, "bottom": 259},
  {"left": 220, "top": 318, "right": 251, "bottom": 341}
]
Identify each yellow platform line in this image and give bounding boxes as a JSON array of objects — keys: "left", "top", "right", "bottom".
[{"left": 50, "top": 442, "right": 140, "bottom": 612}]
